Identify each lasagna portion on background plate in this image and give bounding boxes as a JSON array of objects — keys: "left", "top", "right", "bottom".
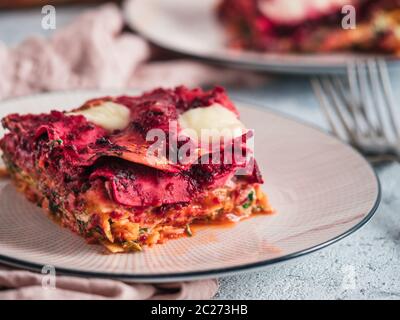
[
  {"left": 0, "top": 86, "right": 273, "bottom": 253},
  {"left": 217, "top": 0, "right": 400, "bottom": 54}
]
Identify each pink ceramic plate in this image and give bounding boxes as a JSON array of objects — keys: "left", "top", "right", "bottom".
[
  {"left": 0, "top": 90, "right": 380, "bottom": 282},
  {"left": 124, "top": 0, "right": 399, "bottom": 74}
]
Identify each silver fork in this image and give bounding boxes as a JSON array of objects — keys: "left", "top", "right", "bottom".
[{"left": 312, "top": 59, "right": 400, "bottom": 163}]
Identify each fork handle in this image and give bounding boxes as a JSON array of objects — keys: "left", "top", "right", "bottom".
[{"left": 366, "top": 154, "right": 400, "bottom": 164}]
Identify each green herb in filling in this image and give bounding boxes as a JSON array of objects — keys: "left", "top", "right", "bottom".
[
  {"left": 123, "top": 241, "right": 142, "bottom": 252},
  {"left": 248, "top": 191, "right": 254, "bottom": 201},
  {"left": 242, "top": 191, "right": 255, "bottom": 209},
  {"left": 49, "top": 200, "right": 60, "bottom": 215}
]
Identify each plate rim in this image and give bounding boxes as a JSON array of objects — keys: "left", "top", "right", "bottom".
[
  {"left": 123, "top": 0, "right": 400, "bottom": 74},
  {"left": 0, "top": 90, "right": 381, "bottom": 282}
]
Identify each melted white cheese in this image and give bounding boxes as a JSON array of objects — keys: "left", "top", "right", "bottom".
[
  {"left": 178, "top": 103, "right": 245, "bottom": 140},
  {"left": 69, "top": 101, "right": 130, "bottom": 132},
  {"left": 258, "top": 0, "right": 355, "bottom": 24}
]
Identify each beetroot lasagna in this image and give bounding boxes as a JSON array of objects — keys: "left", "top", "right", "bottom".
[
  {"left": 217, "top": 0, "right": 400, "bottom": 54},
  {"left": 0, "top": 86, "right": 272, "bottom": 253}
]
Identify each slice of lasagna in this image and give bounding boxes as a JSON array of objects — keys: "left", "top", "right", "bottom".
[
  {"left": 217, "top": 0, "right": 400, "bottom": 54},
  {"left": 0, "top": 86, "right": 273, "bottom": 253}
]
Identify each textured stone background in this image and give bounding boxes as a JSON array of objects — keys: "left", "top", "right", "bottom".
[{"left": 1, "top": 5, "right": 399, "bottom": 300}]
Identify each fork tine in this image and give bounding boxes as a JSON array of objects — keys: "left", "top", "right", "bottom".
[
  {"left": 312, "top": 76, "right": 357, "bottom": 142},
  {"left": 348, "top": 60, "right": 377, "bottom": 136},
  {"left": 347, "top": 60, "right": 361, "bottom": 106},
  {"left": 347, "top": 61, "right": 376, "bottom": 137},
  {"left": 355, "top": 59, "right": 383, "bottom": 135},
  {"left": 366, "top": 58, "right": 400, "bottom": 146},
  {"left": 322, "top": 77, "right": 358, "bottom": 143},
  {"left": 366, "top": 59, "right": 388, "bottom": 140},
  {"left": 311, "top": 78, "right": 342, "bottom": 138},
  {"left": 376, "top": 59, "right": 400, "bottom": 139},
  {"left": 330, "top": 75, "right": 366, "bottom": 137}
]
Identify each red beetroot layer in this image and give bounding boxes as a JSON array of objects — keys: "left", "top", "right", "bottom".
[
  {"left": 217, "top": 0, "right": 400, "bottom": 52},
  {"left": 1, "top": 86, "right": 262, "bottom": 209}
]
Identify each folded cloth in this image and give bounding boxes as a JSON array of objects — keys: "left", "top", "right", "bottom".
[
  {"left": 0, "top": 2, "right": 261, "bottom": 300},
  {"left": 0, "top": 265, "right": 218, "bottom": 300},
  {"left": 0, "top": 3, "right": 264, "bottom": 100}
]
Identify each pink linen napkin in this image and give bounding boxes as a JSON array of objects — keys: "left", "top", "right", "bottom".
[
  {"left": 0, "top": 265, "right": 218, "bottom": 300},
  {"left": 0, "top": 2, "right": 265, "bottom": 299}
]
